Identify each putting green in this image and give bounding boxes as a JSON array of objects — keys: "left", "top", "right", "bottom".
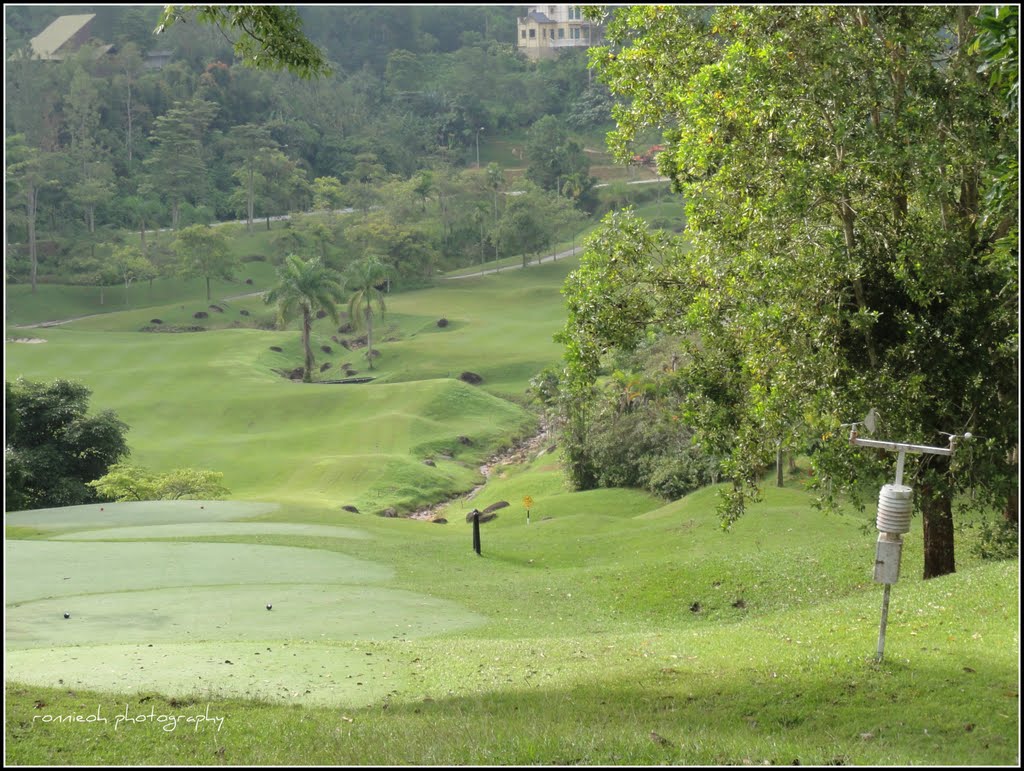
[
  {"left": 53, "top": 522, "right": 370, "bottom": 541},
  {"left": 5, "top": 541, "right": 393, "bottom": 604},
  {"left": 5, "top": 502, "right": 487, "bottom": 705},
  {"left": 5, "top": 500, "right": 279, "bottom": 531},
  {"left": 6, "top": 584, "right": 483, "bottom": 649}
]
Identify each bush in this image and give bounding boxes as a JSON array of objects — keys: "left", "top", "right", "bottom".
[{"left": 972, "top": 519, "right": 1019, "bottom": 561}]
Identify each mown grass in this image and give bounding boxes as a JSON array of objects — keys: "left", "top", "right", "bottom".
[
  {"left": 4, "top": 203, "right": 1018, "bottom": 765},
  {"left": 7, "top": 556, "right": 1017, "bottom": 765}
]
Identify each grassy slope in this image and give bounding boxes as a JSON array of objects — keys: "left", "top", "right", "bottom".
[{"left": 4, "top": 212, "right": 1019, "bottom": 765}]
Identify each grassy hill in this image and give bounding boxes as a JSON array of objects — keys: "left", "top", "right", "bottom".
[{"left": 4, "top": 229, "right": 1018, "bottom": 765}]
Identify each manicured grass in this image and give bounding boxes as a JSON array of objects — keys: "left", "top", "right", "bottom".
[
  {"left": 5, "top": 482, "right": 1019, "bottom": 765},
  {"left": 4, "top": 219, "right": 1018, "bottom": 765}
]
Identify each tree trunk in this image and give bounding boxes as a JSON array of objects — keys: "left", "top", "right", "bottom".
[
  {"left": 302, "top": 306, "right": 314, "bottom": 382},
  {"left": 776, "top": 446, "right": 784, "bottom": 487},
  {"left": 365, "top": 307, "right": 374, "bottom": 370},
  {"left": 920, "top": 472, "right": 956, "bottom": 579},
  {"left": 27, "top": 185, "right": 38, "bottom": 293},
  {"left": 206, "top": 276, "right": 211, "bottom": 301},
  {"left": 247, "top": 166, "right": 255, "bottom": 232},
  {"left": 1006, "top": 444, "right": 1019, "bottom": 526}
]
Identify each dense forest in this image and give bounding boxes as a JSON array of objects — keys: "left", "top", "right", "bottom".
[{"left": 5, "top": 5, "right": 617, "bottom": 286}]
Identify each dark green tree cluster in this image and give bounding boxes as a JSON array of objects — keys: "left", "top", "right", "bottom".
[
  {"left": 558, "top": 6, "right": 1018, "bottom": 579},
  {"left": 5, "top": 379, "right": 130, "bottom": 510}
]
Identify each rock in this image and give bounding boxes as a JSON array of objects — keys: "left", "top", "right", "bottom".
[
  {"left": 320, "top": 362, "right": 332, "bottom": 372},
  {"left": 378, "top": 508, "right": 399, "bottom": 518},
  {"left": 341, "top": 505, "right": 360, "bottom": 513},
  {"left": 437, "top": 318, "right": 449, "bottom": 328},
  {"left": 459, "top": 371, "right": 483, "bottom": 384},
  {"left": 457, "top": 435, "right": 473, "bottom": 445},
  {"left": 482, "top": 500, "right": 509, "bottom": 514},
  {"left": 150, "top": 318, "right": 163, "bottom": 324},
  {"left": 193, "top": 311, "right": 208, "bottom": 319},
  {"left": 240, "top": 309, "right": 250, "bottom": 316},
  {"left": 423, "top": 459, "right": 436, "bottom": 467},
  {"left": 209, "top": 305, "right": 224, "bottom": 313},
  {"left": 432, "top": 518, "right": 447, "bottom": 524},
  {"left": 269, "top": 346, "right": 282, "bottom": 352},
  {"left": 321, "top": 345, "right": 332, "bottom": 353},
  {"left": 245, "top": 278, "right": 253, "bottom": 284}
]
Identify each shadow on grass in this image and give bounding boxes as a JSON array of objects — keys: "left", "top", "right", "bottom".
[{"left": 5, "top": 656, "right": 1016, "bottom": 766}]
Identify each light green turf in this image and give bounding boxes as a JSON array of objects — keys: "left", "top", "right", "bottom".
[
  {"left": 4, "top": 500, "right": 278, "bottom": 531},
  {"left": 4, "top": 262, "right": 578, "bottom": 510},
  {"left": 6, "top": 583, "right": 483, "bottom": 649},
  {"left": 4, "top": 540, "right": 392, "bottom": 605},
  {"left": 53, "top": 522, "right": 369, "bottom": 541},
  {"left": 3, "top": 640, "right": 419, "bottom": 708}
]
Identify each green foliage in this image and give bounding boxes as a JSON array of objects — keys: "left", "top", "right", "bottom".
[
  {"left": 524, "top": 115, "right": 592, "bottom": 194},
  {"left": 88, "top": 462, "right": 229, "bottom": 501},
  {"left": 565, "top": 7, "right": 1018, "bottom": 581},
  {"left": 311, "top": 176, "right": 346, "bottom": 211},
  {"left": 345, "top": 256, "right": 391, "bottom": 370},
  {"left": 970, "top": 518, "right": 1020, "bottom": 562},
  {"left": 264, "top": 253, "right": 346, "bottom": 382},
  {"left": 5, "top": 378, "right": 130, "bottom": 511},
  {"left": 171, "top": 224, "right": 236, "bottom": 300},
  {"left": 157, "top": 5, "right": 331, "bottom": 79}
]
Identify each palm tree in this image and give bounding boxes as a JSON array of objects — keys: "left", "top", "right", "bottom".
[
  {"left": 346, "top": 256, "right": 391, "bottom": 370},
  {"left": 264, "top": 254, "right": 345, "bottom": 383}
]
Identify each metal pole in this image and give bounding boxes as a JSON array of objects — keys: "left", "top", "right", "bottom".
[
  {"left": 472, "top": 510, "right": 481, "bottom": 555},
  {"left": 876, "top": 583, "right": 892, "bottom": 662}
]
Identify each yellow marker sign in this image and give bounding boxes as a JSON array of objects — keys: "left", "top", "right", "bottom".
[{"left": 523, "top": 496, "right": 534, "bottom": 510}]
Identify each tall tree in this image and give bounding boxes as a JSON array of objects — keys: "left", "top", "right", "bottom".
[
  {"left": 264, "top": 254, "right": 345, "bottom": 383},
  {"left": 112, "top": 44, "right": 147, "bottom": 172},
  {"left": 524, "top": 115, "right": 590, "bottom": 193},
  {"left": 228, "top": 123, "right": 276, "bottom": 232},
  {"left": 143, "top": 99, "right": 217, "bottom": 229},
  {"left": 6, "top": 135, "right": 58, "bottom": 294},
  {"left": 563, "top": 6, "right": 1018, "bottom": 579},
  {"left": 171, "top": 224, "right": 237, "bottom": 300},
  {"left": 253, "top": 148, "right": 310, "bottom": 227},
  {"left": 345, "top": 257, "right": 391, "bottom": 371}
]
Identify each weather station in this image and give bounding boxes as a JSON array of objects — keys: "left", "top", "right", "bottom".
[{"left": 844, "top": 409, "right": 971, "bottom": 662}]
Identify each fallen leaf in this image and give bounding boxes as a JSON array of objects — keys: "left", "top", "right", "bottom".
[{"left": 649, "top": 731, "right": 670, "bottom": 746}]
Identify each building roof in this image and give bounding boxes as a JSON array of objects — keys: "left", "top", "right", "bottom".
[
  {"left": 29, "top": 14, "right": 96, "bottom": 60},
  {"left": 527, "top": 10, "right": 554, "bottom": 23}
]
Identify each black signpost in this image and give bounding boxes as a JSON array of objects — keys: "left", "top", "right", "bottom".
[{"left": 472, "top": 509, "right": 481, "bottom": 555}]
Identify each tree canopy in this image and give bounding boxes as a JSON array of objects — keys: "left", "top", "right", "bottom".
[
  {"left": 560, "top": 5, "right": 1018, "bottom": 579},
  {"left": 157, "top": 5, "right": 331, "bottom": 79},
  {"left": 264, "top": 253, "right": 346, "bottom": 382},
  {"left": 6, "top": 378, "right": 131, "bottom": 510}
]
